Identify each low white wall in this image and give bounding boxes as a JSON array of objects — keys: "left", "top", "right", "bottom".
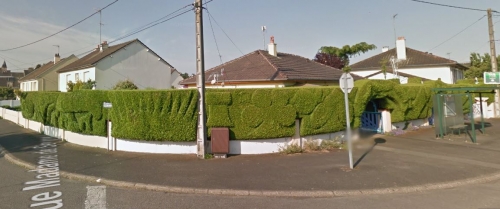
[
  {"left": 64, "top": 131, "right": 108, "bottom": 149},
  {"left": 3, "top": 109, "right": 19, "bottom": 124},
  {"left": 28, "top": 120, "right": 42, "bottom": 132},
  {"left": 116, "top": 139, "right": 197, "bottom": 154},
  {"left": 43, "top": 125, "right": 64, "bottom": 139}
]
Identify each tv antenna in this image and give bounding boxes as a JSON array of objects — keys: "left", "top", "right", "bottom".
[
  {"left": 53, "top": 45, "right": 60, "bottom": 54},
  {"left": 95, "top": 8, "right": 105, "bottom": 44},
  {"left": 393, "top": 14, "right": 398, "bottom": 48},
  {"left": 261, "top": 26, "right": 267, "bottom": 50}
]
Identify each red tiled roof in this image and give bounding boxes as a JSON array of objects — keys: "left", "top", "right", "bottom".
[
  {"left": 180, "top": 50, "right": 362, "bottom": 85},
  {"left": 350, "top": 47, "right": 467, "bottom": 71}
]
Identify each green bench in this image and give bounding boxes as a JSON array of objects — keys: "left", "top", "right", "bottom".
[{"left": 449, "top": 124, "right": 468, "bottom": 137}]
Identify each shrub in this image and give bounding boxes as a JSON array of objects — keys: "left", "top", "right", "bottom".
[
  {"left": 112, "top": 79, "right": 138, "bottom": 90},
  {"left": 67, "top": 80, "right": 95, "bottom": 92},
  {"left": 304, "top": 139, "right": 321, "bottom": 151},
  {"left": 320, "top": 138, "right": 344, "bottom": 150},
  {"left": 0, "top": 87, "right": 15, "bottom": 100},
  {"left": 278, "top": 143, "right": 303, "bottom": 154}
]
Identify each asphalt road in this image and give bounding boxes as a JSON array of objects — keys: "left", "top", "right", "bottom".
[{"left": 2, "top": 152, "right": 500, "bottom": 209}]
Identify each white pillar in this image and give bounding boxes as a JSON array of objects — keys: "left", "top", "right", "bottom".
[{"left": 379, "top": 109, "right": 392, "bottom": 133}]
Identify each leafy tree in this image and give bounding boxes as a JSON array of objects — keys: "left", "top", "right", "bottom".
[
  {"left": 464, "top": 53, "right": 500, "bottom": 79},
  {"left": 112, "top": 79, "right": 138, "bottom": 90},
  {"left": 180, "top": 73, "right": 189, "bottom": 79},
  {"left": 379, "top": 58, "right": 389, "bottom": 80},
  {"left": 35, "top": 64, "right": 41, "bottom": 69},
  {"left": 317, "top": 42, "right": 377, "bottom": 70},
  {"left": 67, "top": 79, "right": 96, "bottom": 92},
  {"left": 313, "top": 53, "right": 345, "bottom": 69}
]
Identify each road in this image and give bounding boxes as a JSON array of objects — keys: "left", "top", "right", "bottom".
[{"left": 2, "top": 152, "right": 500, "bottom": 209}]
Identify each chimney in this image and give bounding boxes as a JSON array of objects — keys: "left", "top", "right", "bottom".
[
  {"left": 54, "top": 53, "right": 60, "bottom": 63},
  {"left": 268, "top": 36, "right": 277, "bottom": 56},
  {"left": 382, "top": 46, "right": 389, "bottom": 52},
  {"left": 396, "top": 37, "right": 407, "bottom": 60},
  {"left": 100, "top": 41, "right": 109, "bottom": 52}
]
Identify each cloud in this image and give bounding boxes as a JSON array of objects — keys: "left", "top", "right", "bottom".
[{"left": 0, "top": 14, "right": 114, "bottom": 70}]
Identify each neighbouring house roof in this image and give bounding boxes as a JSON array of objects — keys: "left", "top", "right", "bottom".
[
  {"left": 0, "top": 70, "right": 26, "bottom": 88},
  {"left": 57, "top": 39, "right": 174, "bottom": 73},
  {"left": 19, "top": 55, "right": 78, "bottom": 82},
  {"left": 350, "top": 47, "right": 467, "bottom": 72},
  {"left": 180, "top": 50, "right": 363, "bottom": 85},
  {"left": 18, "top": 61, "right": 55, "bottom": 82}
]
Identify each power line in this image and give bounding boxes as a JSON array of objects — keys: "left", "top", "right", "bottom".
[
  {"left": 410, "top": 0, "right": 498, "bottom": 13},
  {"left": 113, "top": 4, "right": 193, "bottom": 42},
  {"left": 427, "top": 15, "right": 486, "bottom": 52},
  {"left": 205, "top": 9, "right": 246, "bottom": 57},
  {"left": 108, "top": 0, "right": 221, "bottom": 44},
  {"left": 0, "top": 0, "right": 119, "bottom": 52},
  {"left": 109, "top": 7, "right": 193, "bottom": 44}
]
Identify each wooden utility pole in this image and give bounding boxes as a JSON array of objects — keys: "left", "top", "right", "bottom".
[
  {"left": 195, "top": 0, "right": 207, "bottom": 159},
  {"left": 487, "top": 8, "right": 499, "bottom": 117}
]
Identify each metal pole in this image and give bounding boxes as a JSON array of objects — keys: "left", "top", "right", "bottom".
[
  {"left": 99, "top": 9, "right": 102, "bottom": 44},
  {"left": 437, "top": 94, "right": 444, "bottom": 138},
  {"left": 343, "top": 76, "right": 353, "bottom": 169},
  {"left": 487, "top": 9, "right": 499, "bottom": 117},
  {"left": 195, "top": 0, "right": 207, "bottom": 159},
  {"left": 479, "top": 93, "right": 485, "bottom": 133},
  {"left": 468, "top": 92, "right": 476, "bottom": 143},
  {"left": 393, "top": 14, "right": 398, "bottom": 48}
]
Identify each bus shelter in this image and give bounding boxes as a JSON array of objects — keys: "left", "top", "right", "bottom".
[{"left": 432, "top": 87, "right": 500, "bottom": 143}]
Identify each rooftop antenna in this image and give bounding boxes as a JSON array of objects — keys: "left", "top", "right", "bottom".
[
  {"left": 52, "top": 45, "right": 60, "bottom": 54},
  {"left": 446, "top": 52, "right": 451, "bottom": 60},
  {"left": 261, "top": 26, "right": 267, "bottom": 50},
  {"left": 95, "top": 8, "right": 105, "bottom": 44},
  {"left": 393, "top": 14, "right": 398, "bottom": 48}
]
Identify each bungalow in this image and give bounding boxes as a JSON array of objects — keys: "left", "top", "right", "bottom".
[
  {"left": 56, "top": 39, "right": 177, "bottom": 91},
  {"left": 350, "top": 37, "right": 467, "bottom": 84},
  {"left": 19, "top": 54, "right": 78, "bottom": 92},
  {"left": 180, "top": 37, "right": 363, "bottom": 88}
]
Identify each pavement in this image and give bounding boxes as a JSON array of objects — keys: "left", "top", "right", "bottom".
[{"left": 1, "top": 118, "right": 500, "bottom": 197}]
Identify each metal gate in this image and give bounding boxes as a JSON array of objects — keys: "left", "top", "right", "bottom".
[{"left": 360, "top": 111, "right": 383, "bottom": 133}]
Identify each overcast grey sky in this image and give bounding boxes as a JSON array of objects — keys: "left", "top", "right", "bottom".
[{"left": 0, "top": 0, "right": 499, "bottom": 74}]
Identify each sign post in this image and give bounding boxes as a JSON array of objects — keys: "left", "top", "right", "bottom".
[{"left": 340, "top": 73, "right": 354, "bottom": 169}]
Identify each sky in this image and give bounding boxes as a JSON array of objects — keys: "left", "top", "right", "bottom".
[{"left": 0, "top": 0, "right": 499, "bottom": 74}]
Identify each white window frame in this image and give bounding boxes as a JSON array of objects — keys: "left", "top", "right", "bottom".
[{"left": 66, "top": 74, "right": 71, "bottom": 83}]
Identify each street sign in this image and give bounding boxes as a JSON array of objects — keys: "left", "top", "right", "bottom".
[
  {"left": 103, "top": 102, "right": 112, "bottom": 108},
  {"left": 339, "top": 73, "right": 354, "bottom": 169},
  {"left": 340, "top": 73, "right": 354, "bottom": 94},
  {"left": 484, "top": 72, "right": 500, "bottom": 84}
]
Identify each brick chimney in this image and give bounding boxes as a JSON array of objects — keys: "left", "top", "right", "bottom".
[
  {"left": 268, "top": 36, "right": 277, "bottom": 56},
  {"left": 396, "top": 37, "right": 407, "bottom": 60},
  {"left": 54, "top": 53, "right": 60, "bottom": 64},
  {"left": 100, "top": 41, "right": 109, "bottom": 52}
]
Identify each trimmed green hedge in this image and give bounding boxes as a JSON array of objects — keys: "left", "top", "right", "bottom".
[
  {"left": 108, "top": 90, "right": 198, "bottom": 141},
  {"left": 24, "top": 79, "right": 494, "bottom": 142}
]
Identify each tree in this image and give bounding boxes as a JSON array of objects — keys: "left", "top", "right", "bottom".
[
  {"left": 35, "top": 64, "right": 41, "bottom": 69},
  {"left": 313, "top": 52, "right": 346, "bottom": 69},
  {"left": 180, "top": 73, "right": 189, "bottom": 79},
  {"left": 464, "top": 53, "right": 500, "bottom": 79},
  {"left": 318, "top": 42, "right": 377, "bottom": 68},
  {"left": 379, "top": 58, "right": 389, "bottom": 80},
  {"left": 112, "top": 79, "right": 138, "bottom": 90},
  {"left": 67, "top": 79, "right": 96, "bottom": 92}
]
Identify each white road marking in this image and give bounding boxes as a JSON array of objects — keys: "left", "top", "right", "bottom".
[{"left": 85, "top": 186, "right": 107, "bottom": 209}]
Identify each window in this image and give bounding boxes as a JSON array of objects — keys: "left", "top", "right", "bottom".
[
  {"left": 75, "top": 73, "right": 79, "bottom": 81},
  {"left": 83, "top": 71, "right": 89, "bottom": 82},
  {"left": 66, "top": 74, "right": 70, "bottom": 83}
]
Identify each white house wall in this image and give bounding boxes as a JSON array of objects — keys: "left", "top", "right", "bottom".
[
  {"left": 95, "top": 41, "right": 172, "bottom": 90},
  {"left": 58, "top": 67, "right": 96, "bottom": 92},
  {"left": 170, "top": 71, "right": 184, "bottom": 89},
  {"left": 399, "top": 67, "right": 453, "bottom": 84},
  {"left": 351, "top": 70, "right": 380, "bottom": 77}
]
